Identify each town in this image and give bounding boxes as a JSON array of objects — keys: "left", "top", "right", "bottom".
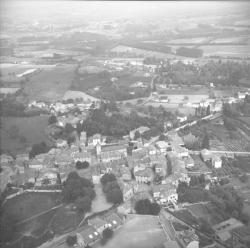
[{"left": 1, "top": 1, "right": 250, "bottom": 248}]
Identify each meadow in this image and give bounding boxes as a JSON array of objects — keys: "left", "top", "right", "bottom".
[{"left": 23, "top": 64, "right": 77, "bottom": 101}]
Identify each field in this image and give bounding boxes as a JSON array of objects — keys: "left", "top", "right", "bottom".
[
  {"left": 145, "top": 102, "right": 195, "bottom": 115},
  {"left": 23, "top": 64, "right": 77, "bottom": 101},
  {"left": 94, "top": 215, "right": 168, "bottom": 248},
  {"left": 2, "top": 192, "right": 62, "bottom": 223},
  {"left": 0, "top": 115, "right": 51, "bottom": 154},
  {"left": 110, "top": 45, "right": 185, "bottom": 59},
  {"left": 200, "top": 45, "right": 250, "bottom": 57},
  {"left": 186, "top": 203, "right": 225, "bottom": 226}
]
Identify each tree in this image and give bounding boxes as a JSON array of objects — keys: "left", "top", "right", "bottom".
[
  {"left": 75, "top": 196, "right": 92, "bottom": 213},
  {"left": 65, "top": 123, "right": 74, "bottom": 134},
  {"left": 66, "top": 235, "right": 77, "bottom": 247},
  {"left": 62, "top": 172, "right": 95, "bottom": 203},
  {"left": 134, "top": 130, "right": 141, "bottom": 140},
  {"left": 106, "top": 187, "right": 123, "bottom": 204},
  {"left": 75, "top": 161, "right": 89, "bottom": 170},
  {"left": 101, "top": 228, "right": 114, "bottom": 245},
  {"left": 100, "top": 173, "right": 117, "bottom": 186},
  {"left": 202, "top": 133, "right": 210, "bottom": 149},
  {"left": 48, "top": 115, "right": 57, "bottom": 125},
  {"left": 135, "top": 199, "right": 160, "bottom": 215},
  {"left": 29, "top": 142, "right": 48, "bottom": 158},
  {"left": 206, "top": 105, "right": 211, "bottom": 116},
  {"left": 239, "top": 174, "right": 248, "bottom": 183}
]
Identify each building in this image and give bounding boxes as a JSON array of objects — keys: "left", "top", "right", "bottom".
[
  {"left": 212, "top": 155, "right": 222, "bottom": 168},
  {"left": 155, "top": 141, "right": 170, "bottom": 154},
  {"left": 88, "top": 217, "right": 110, "bottom": 234},
  {"left": 134, "top": 167, "right": 152, "bottom": 184},
  {"left": 153, "top": 184, "right": 178, "bottom": 204},
  {"left": 129, "top": 126, "right": 150, "bottom": 140},
  {"left": 201, "top": 149, "right": 212, "bottom": 162},
  {"left": 99, "top": 144, "right": 127, "bottom": 163},
  {"left": 77, "top": 225, "right": 100, "bottom": 246}
]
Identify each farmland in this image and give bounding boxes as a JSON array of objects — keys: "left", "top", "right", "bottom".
[
  {"left": 23, "top": 64, "right": 77, "bottom": 102},
  {"left": 0, "top": 115, "right": 51, "bottom": 155},
  {"left": 94, "top": 215, "right": 168, "bottom": 248}
]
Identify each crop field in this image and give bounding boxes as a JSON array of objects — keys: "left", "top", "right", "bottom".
[
  {"left": 186, "top": 203, "right": 225, "bottom": 226},
  {"left": 0, "top": 115, "right": 51, "bottom": 154},
  {"left": 188, "top": 121, "right": 250, "bottom": 152},
  {"left": 95, "top": 215, "right": 168, "bottom": 248},
  {"left": 23, "top": 64, "right": 77, "bottom": 101}
]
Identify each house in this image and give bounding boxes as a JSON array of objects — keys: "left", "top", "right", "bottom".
[
  {"left": 201, "top": 149, "right": 212, "bottom": 162},
  {"left": 120, "top": 166, "right": 132, "bottom": 181},
  {"left": 184, "top": 156, "right": 195, "bottom": 168},
  {"left": 134, "top": 167, "right": 152, "bottom": 184},
  {"left": 172, "top": 145, "right": 189, "bottom": 158},
  {"left": 55, "top": 152, "right": 73, "bottom": 166},
  {"left": 99, "top": 144, "right": 127, "bottom": 163},
  {"left": 77, "top": 225, "right": 100, "bottom": 246},
  {"left": 102, "top": 212, "right": 123, "bottom": 230},
  {"left": 16, "top": 153, "right": 29, "bottom": 164},
  {"left": 213, "top": 218, "right": 244, "bottom": 243},
  {"left": 88, "top": 217, "right": 110, "bottom": 234},
  {"left": 153, "top": 184, "right": 178, "bottom": 204},
  {"left": 177, "top": 115, "right": 187, "bottom": 123},
  {"left": 0, "top": 154, "right": 14, "bottom": 164},
  {"left": 28, "top": 159, "right": 44, "bottom": 170},
  {"left": 129, "top": 126, "right": 150, "bottom": 140},
  {"left": 238, "top": 91, "right": 248, "bottom": 99},
  {"left": 155, "top": 162, "right": 167, "bottom": 177},
  {"left": 155, "top": 141, "right": 169, "bottom": 154},
  {"left": 122, "top": 182, "right": 138, "bottom": 201},
  {"left": 212, "top": 155, "right": 222, "bottom": 168},
  {"left": 167, "top": 131, "right": 184, "bottom": 147},
  {"left": 93, "top": 133, "right": 102, "bottom": 146},
  {"left": 147, "top": 145, "right": 158, "bottom": 155},
  {"left": 73, "top": 151, "right": 92, "bottom": 163},
  {"left": 0, "top": 166, "right": 14, "bottom": 192},
  {"left": 56, "top": 139, "right": 68, "bottom": 148}
]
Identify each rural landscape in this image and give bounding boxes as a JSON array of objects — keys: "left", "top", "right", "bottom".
[{"left": 0, "top": 1, "right": 250, "bottom": 248}]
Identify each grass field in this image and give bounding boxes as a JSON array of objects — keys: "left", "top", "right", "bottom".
[
  {"left": 23, "top": 64, "right": 77, "bottom": 101},
  {"left": 2, "top": 192, "right": 62, "bottom": 223},
  {"left": 94, "top": 215, "right": 168, "bottom": 248},
  {"left": 0, "top": 115, "right": 50, "bottom": 154}
]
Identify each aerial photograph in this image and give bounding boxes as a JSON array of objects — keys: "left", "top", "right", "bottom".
[{"left": 0, "top": 0, "right": 250, "bottom": 248}]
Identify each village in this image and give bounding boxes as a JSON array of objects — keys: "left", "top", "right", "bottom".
[{"left": 1, "top": 84, "right": 250, "bottom": 248}]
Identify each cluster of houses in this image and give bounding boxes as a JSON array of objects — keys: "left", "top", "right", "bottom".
[{"left": 75, "top": 211, "right": 123, "bottom": 247}]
